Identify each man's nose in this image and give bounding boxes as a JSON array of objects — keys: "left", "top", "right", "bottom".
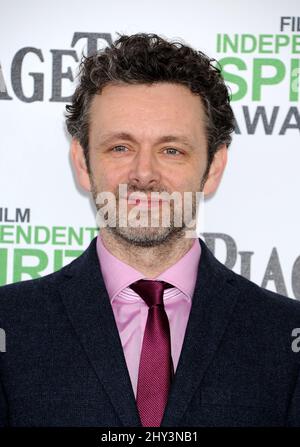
[{"left": 128, "top": 149, "right": 161, "bottom": 188}]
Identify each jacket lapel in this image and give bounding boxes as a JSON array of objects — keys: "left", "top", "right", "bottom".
[
  {"left": 58, "top": 236, "right": 240, "bottom": 427},
  {"left": 58, "top": 238, "right": 141, "bottom": 427},
  {"left": 161, "top": 239, "right": 240, "bottom": 426}
]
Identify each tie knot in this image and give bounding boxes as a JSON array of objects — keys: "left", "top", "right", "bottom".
[{"left": 129, "top": 279, "right": 172, "bottom": 307}]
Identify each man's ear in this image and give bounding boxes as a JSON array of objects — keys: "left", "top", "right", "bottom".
[
  {"left": 70, "top": 139, "right": 91, "bottom": 192},
  {"left": 203, "top": 144, "right": 227, "bottom": 196}
]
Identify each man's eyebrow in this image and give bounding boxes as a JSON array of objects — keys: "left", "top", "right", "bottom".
[{"left": 96, "top": 131, "right": 194, "bottom": 148}]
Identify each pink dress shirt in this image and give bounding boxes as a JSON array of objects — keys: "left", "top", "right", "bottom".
[{"left": 96, "top": 233, "right": 201, "bottom": 397}]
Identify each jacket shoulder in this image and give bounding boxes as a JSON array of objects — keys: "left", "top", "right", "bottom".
[
  {"left": 227, "top": 265, "right": 300, "bottom": 327},
  {"left": 0, "top": 239, "right": 96, "bottom": 311},
  {"left": 200, "top": 239, "right": 300, "bottom": 320}
]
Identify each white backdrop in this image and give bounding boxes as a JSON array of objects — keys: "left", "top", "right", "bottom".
[{"left": 0, "top": 0, "right": 299, "bottom": 299}]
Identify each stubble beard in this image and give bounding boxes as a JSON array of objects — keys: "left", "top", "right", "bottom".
[{"left": 90, "top": 177, "right": 201, "bottom": 248}]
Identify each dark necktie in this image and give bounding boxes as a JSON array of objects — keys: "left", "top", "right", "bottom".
[{"left": 129, "top": 279, "right": 174, "bottom": 427}]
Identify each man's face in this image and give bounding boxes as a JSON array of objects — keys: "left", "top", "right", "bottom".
[{"left": 72, "top": 82, "right": 227, "bottom": 246}]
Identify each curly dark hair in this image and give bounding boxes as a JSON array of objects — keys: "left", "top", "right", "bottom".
[{"left": 65, "top": 33, "right": 234, "bottom": 177}]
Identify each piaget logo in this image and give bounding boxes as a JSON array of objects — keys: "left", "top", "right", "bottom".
[
  {"left": 0, "top": 33, "right": 113, "bottom": 103},
  {"left": 216, "top": 16, "right": 300, "bottom": 135}
]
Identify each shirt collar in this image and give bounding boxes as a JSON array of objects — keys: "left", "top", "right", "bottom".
[{"left": 96, "top": 232, "right": 201, "bottom": 302}]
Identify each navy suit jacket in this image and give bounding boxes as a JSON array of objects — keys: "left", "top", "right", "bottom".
[{"left": 0, "top": 237, "right": 300, "bottom": 427}]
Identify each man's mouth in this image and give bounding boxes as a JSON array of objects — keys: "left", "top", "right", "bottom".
[{"left": 126, "top": 197, "right": 164, "bottom": 206}]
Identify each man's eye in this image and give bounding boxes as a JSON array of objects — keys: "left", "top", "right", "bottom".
[
  {"left": 164, "top": 148, "right": 181, "bottom": 155},
  {"left": 111, "top": 145, "right": 128, "bottom": 152}
]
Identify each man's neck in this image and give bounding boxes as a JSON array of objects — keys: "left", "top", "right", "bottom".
[{"left": 100, "top": 230, "right": 195, "bottom": 278}]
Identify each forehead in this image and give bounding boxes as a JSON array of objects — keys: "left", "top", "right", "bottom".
[{"left": 89, "top": 82, "right": 206, "bottom": 142}]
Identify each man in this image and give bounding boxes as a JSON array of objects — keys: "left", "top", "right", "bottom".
[{"left": 0, "top": 33, "right": 300, "bottom": 427}]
